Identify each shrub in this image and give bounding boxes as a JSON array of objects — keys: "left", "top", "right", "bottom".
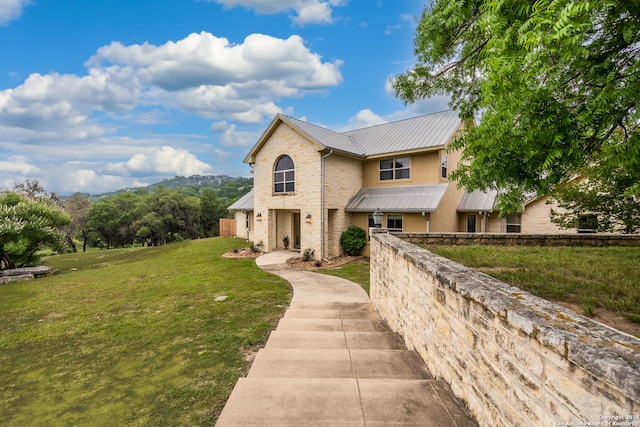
[
  {"left": 339, "top": 226, "right": 367, "bottom": 256},
  {"left": 302, "top": 248, "right": 315, "bottom": 262},
  {"left": 251, "top": 241, "right": 264, "bottom": 253}
]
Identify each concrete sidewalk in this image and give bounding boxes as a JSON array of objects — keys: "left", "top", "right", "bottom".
[{"left": 215, "top": 251, "right": 476, "bottom": 426}]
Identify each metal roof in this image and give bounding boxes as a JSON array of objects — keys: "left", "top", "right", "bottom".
[
  {"left": 345, "top": 184, "right": 448, "bottom": 213},
  {"left": 457, "top": 190, "right": 498, "bottom": 212},
  {"left": 280, "top": 115, "right": 365, "bottom": 157},
  {"left": 244, "top": 110, "right": 463, "bottom": 164},
  {"left": 343, "top": 110, "right": 462, "bottom": 156},
  {"left": 228, "top": 188, "right": 254, "bottom": 211}
]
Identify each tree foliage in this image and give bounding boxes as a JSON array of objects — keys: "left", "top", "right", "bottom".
[
  {"left": 550, "top": 133, "right": 640, "bottom": 233},
  {"left": 0, "top": 192, "right": 70, "bottom": 269},
  {"left": 394, "top": 0, "right": 640, "bottom": 213}
]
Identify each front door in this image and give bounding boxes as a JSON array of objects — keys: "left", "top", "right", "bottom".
[
  {"left": 467, "top": 214, "right": 477, "bottom": 233},
  {"left": 293, "top": 213, "right": 301, "bottom": 249}
]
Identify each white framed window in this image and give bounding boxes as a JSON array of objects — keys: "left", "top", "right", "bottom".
[
  {"left": 380, "top": 157, "right": 410, "bottom": 181},
  {"left": 387, "top": 214, "right": 403, "bottom": 232},
  {"left": 274, "top": 155, "right": 295, "bottom": 193},
  {"left": 506, "top": 214, "right": 522, "bottom": 233},
  {"left": 441, "top": 154, "right": 448, "bottom": 179}
]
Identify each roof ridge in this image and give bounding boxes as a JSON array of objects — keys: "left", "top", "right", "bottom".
[{"left": 279, "top": 114, "right": 366, "bottom": 156}]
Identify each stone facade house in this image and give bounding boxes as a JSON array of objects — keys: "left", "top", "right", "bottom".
[{"left": 229, "top": 110, "right": 572, "bottom": 258}]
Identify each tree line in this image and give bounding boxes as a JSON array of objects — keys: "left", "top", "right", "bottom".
[{"left": 0, "top": 179, "right": 252, "bottom": 269}]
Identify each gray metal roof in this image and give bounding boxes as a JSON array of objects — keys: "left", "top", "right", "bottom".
[
  {"left": 457, "top": 190, "right": 497, "bottom": 212},
  {"left": 345, "top": 184, "right": 448, "bottom": 213},
  {"left": 228, "top": 188, "right": 254, "bottom": 211},
  {"left": 343, "top": 110, "right": 461, "bottom": 156},
  {"left": 280, "top": 115, "right": 365, "bottom": 157}
]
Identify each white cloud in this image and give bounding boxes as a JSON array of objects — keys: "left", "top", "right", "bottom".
[
  {"left": 89, "top": 32, "right": 343, "bottom": 122},
  {"left": 210, "top": 0, "right": 347, "bottom": 25},
  {"left": 340, "top": 109, "right": 386, "bottom": 131},
  {"left": 0, "top": 155, "right": 39, "bottom": 174},
  {"left": 384, "top": 13, "right": 415, "bottom": 35},
  {"left": 0, "top": 0, "right": 30, "bottom": 25},
  {"left": 109, "top": 146, "right": 212, "bottom": 176},
  {"left": 213, "top": 122, "right": 261, "bottom": 148}
]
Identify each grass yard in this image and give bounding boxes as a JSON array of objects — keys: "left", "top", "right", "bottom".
[
  {"left": 423, "top": 245, "right": 640, "bottom": 331},
  {"left": 316, "top": 259, "right": 371, "bottom": 294},
  {"left": 0, "top": 238, "right": 291, "bottom": 426}
]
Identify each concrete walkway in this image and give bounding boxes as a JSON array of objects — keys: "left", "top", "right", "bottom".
[{"left": 216, "top": 251, "right": 476, "bottom": 426}]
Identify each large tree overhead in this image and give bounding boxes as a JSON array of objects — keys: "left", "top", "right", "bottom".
[{"left": 394, "top": 0, "right": 640, "bottom": 211}]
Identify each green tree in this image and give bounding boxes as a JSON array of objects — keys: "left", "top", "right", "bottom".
[
  {"left": 0, "top": 192, "right": 71, "bottom": 269},
  {"left": 200, "top": 188, "right": 229, "bottom": 237},
  {"left": 144, "top": 187, "right": 200, "bottom": 243},
  {"left": 550, "top": 134, "right": 640, "bottom": 233},
  {"left": 85, "top": 200, "right": 123, "bottom": 249},
  {"left": 394, "top": 0, "right": 640, "bottom": 213},
  {"left": 62, "top": 193, "right": 92, "bottom": 252}
]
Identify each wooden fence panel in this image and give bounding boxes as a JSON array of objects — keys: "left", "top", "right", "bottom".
[{"left": 219, "top": 218, "right": 236, "bottom": 238}]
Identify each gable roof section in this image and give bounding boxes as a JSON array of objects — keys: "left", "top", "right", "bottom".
[
  {"left": 343, "top": 109, "right": 461, "bottom": 156},
  {"left": 457, "top": 189, "right": 498, "bottom": 212},
  {"left": 280, "top": 115, "right": 365, "bottom": 157},
  {"left": 244, "top": 110, "right": 462, "bottom": 163},
  {"left": 228, "top": 188, "right": 254, "bottom": 211},
  {"left": 345, "top": 184, "right": 448, "bottom": 213}
]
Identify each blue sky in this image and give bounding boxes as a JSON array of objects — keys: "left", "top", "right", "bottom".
[{"left": 0, "top": 0, "right": 449, "bottom": 194}]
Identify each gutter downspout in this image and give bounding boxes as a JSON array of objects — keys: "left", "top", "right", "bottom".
[{"left": 321, "top": 150, "right": 333, "bottom": 260}]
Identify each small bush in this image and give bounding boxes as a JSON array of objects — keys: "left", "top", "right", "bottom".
[
  {"left": 251, "top": 241, "right": 264, "bottom": 253},
  {"left": 302, "top": 248, "right": 315, "bottom": 262},
  {"left": 339, "top": 226, "right": 367, "bottom": 256}
]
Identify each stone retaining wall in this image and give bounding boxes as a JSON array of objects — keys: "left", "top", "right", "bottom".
[
  {"left": 396, "top": 232, "right": 640, "bottom": 247},
  {"left": 370, "top": 233, "right": 640, "bottom": 426}
]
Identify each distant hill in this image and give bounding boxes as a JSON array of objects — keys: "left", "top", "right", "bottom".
[{"left": 90, "top": 175, "right": 253, "bottom": 204}]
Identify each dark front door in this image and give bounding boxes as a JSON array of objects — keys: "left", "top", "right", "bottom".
[
  {"left": 293, "top": 213, "right": 301, "bottom": 249},
  {"left": 467, "top": 214, "right": 476, "bottom": 233}
]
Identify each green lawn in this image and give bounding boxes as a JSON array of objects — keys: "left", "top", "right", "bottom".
[
  {"left": 423, "top": 245, "right": 640, "bottom": 323},
  {"left": 317, "top": 259, "right": 371, "bottom": 294},
  {"left": 0, "top": 238, "right": 291, "bottom": 426}
]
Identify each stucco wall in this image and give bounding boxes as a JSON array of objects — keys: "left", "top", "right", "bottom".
[{"left": 370, "top": 233, "right": 640, "bottom": 427}]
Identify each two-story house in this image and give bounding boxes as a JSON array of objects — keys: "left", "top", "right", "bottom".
[{"left": 229, "top": 110, "right": 571, "bottom": 258}]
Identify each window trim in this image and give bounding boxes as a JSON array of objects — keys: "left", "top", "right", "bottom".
[
  {"left": 506, "top": 214, "right": 522, "bottom": 233},
  {"left": 379, "top": 157, "right": 411, "bottom": 181},
  {"left": 386, "top": 214, "right": 403, "bottom": 232},
  {"left": 274, "top": 155, "right": 295, "bottom": 194},
  {"left": 441, "top": 153, "right": 448, "bottom": 179}
]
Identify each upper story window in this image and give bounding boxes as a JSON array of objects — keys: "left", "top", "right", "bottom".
[
  {"left": 273, "top": 156, "right": 296, "bottom": 193},
  {"left": 274, "top": 155, "right": 295, "bottom": 193},
  {"left": 441, "top": 154, "right": 448, "bottom": 179},
  {"left": 380, "top": 157, "right": 410, "bottom": 181}
]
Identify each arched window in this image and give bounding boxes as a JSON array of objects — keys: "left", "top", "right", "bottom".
[{"left": 274, "top": 155, "right": 295, "bottom": 193}]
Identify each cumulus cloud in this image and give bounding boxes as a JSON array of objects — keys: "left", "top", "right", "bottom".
[
  {"left": 212, "top": 121, "right": 261, "bottom": 148},
  {"left": 0, "top": 0, "right": 30, "bottom": 25},
  {"left": 210, "top": 0, "right": 347, "bottom": 25},
  {"left": 0, "top": 155, "right": 39, "bottom": 174},
  {"left": 0, "top": 28, "right": 344, "bottom": 193},
  {"left": 89, "top": 32, "right": 342, "bottom": 122},
  {"left": 340, "top": 109, "right": 386, "bottom": 131},
  {"left": 108, "top": 146, "right": 212, "bottom": 177}
]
